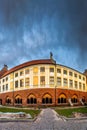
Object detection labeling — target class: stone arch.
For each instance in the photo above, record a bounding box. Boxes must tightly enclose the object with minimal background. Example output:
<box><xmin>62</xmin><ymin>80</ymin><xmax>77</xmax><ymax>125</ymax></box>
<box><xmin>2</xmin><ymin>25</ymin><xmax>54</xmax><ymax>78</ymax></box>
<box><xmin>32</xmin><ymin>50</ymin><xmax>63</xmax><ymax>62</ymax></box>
<box><xmin>42</xmin><ymin>93</ymin><xmax>52</xmax><ymax>104</ymax></box>
<box><xmin>58</xmin><ymin>93</ymin><xmax>67</xmax><ymax>104</ymax></box>
<box><xmin>15</xmin><ymin>95</ymin><xmax>22</xmax><ymax>104</ymax></box>
<box><xmin>27</xmin><ymin>94</ymin><xmax>37</xmax><ymax>104</ymax></box>
<box><xmin>71</xmin><ymin>94</ymin><xmax>78</xmax><ymax>103</ymax></box>
<box><xmin>5</xmin><ymin>96</ymin><xmax>11</xmax><ymax>104</ymax></box>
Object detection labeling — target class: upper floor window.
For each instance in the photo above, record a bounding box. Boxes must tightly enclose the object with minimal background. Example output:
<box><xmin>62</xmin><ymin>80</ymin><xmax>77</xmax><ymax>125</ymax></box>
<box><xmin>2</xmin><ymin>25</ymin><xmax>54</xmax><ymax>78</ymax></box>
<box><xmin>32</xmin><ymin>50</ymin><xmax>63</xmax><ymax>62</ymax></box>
<box><xmin>6</xmin><ymin>77</ymin><xmax>8</xmax><ymax>81</ymax></box>
<box><xmin>69</xmin><ymin>80</ymin><xmax>73</xmax><ymax>88</ymax></box>
<box><xmin>79</xmin><ymin>75</ymin><xmax>81</xmax><ymax>79</ymax></box>
<box><xmin>79</xmin><ymin>82</ymin><xmax>82</xmax><ymax>89</ymax></box>
<box><xmin>25</xmin><ymin>69</ymin><xmax>29</xmax><ymax>74</ymax></box>
<box><xmin>74</xmin><ymin>73</ymin><xmax>77</xmax><ymax>78</ymax></box>
<box><xmin>20</xmin><ymin>71</ymin><xmax>24</xmax><ymax>76</ymax></box>
<box><xmin>6</xmin><ymin>84</ymin><xmax>8</xmax><ymax>90</ymax></box>
<box><xmin>74</xmin><ymin>81</ymin><xmax>77</xmax><ymax>89</ymax></box>
<box><xmin>3</xmin><ymin>85</ymin><xmax>5</xmax><ymax>91</ymax></box>
<box><xmin>40</xmin><ymin>76</ymin><xmax>45</xmax><ymax>85</ymax></box>
<box><xmin>50</xmin><ymin>76</ymin><xmax>54</xmax><ymax>84</ymax></box>
<box><xmin>63</xmin><ymin>78</ymin><xmax>68</xmax><ymax>86</ymax></box>
<box><xmin>63</xmin><ymin>70</ymin><xmax>67</xmax><ymax>75</ymax></box>
<box><xmin>69</xmin><ymin>71</ymin><xmax>73</xmax><ymax>76</ymax></box>
<box><xmin>50</xmin><ymin>68</ymin><xmax>54</xmax><ymax>72</ymax></box>
<box><xmin>40</xmin><ymin>67</ymin><xmax>45</xmax><ymax>72</ymax></box>
<box><xmin>20</xmin><ymin>79</ymin><xmax>24</xmax><ymax>87</ymax></box>
<box><xmin>15</xmin><ymin>73</ymin><xmax>18</xmax><ymax>77</ymax></box>
<box><xmin>3</xmin><ymin>79</ymin><xmax>5</xmax><ymax>83</ymax></box>
<box><xmin>83</xmin><ymin>84</ymin><xmax>85</xmax><ymax>90</ymax></box>
<box><xmin>57</xmin><ymin>77</ymin><xmax>61</xmax><ymax>86</ymax></box>
<box><xmin>25</xmin><ymin>78</ymin><xmax>30</xmax><ymax>86</ymax></box>
<box><xmin>57</xmin><ymin>69</ymin><xmax>61</xmax><ymax>73</ymax></box>
<box><xmin>15</xmin><ymin>81</ymin><xmax>18</xmax><ymax>88</ymax></box>
<box><xmin>83</xmin><ymin>77</ymin><xmax>85</xmax><ymax>81</ymax></box>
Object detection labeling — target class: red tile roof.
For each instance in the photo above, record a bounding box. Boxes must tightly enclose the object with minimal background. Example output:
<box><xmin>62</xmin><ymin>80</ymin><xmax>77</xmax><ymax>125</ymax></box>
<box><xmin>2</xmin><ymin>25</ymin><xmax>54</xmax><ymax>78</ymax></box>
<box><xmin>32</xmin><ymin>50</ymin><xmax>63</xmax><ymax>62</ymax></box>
<box><xmin>0</xmin><ymin>59</ymin><xmax>56</xmax><ymax>78</ymax></box>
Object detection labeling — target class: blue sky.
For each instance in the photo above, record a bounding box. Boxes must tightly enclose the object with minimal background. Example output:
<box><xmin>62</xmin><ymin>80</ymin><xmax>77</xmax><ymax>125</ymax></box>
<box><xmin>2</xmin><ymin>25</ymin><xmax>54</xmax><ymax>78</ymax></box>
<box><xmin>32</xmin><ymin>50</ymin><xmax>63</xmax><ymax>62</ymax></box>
<box><xmin>0</xmin><ymin>0</ymin><xmax>87</xmax><ymax>72</ymax></box>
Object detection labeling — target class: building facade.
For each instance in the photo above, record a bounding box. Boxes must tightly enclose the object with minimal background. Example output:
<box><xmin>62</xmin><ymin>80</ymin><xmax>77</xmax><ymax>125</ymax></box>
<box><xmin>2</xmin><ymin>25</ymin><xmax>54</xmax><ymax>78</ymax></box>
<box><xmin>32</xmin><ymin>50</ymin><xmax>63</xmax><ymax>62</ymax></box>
<box><xmin>0</xmin><ymin>56</ymin><xmax>87</xmax><ymax>107</ymax></box>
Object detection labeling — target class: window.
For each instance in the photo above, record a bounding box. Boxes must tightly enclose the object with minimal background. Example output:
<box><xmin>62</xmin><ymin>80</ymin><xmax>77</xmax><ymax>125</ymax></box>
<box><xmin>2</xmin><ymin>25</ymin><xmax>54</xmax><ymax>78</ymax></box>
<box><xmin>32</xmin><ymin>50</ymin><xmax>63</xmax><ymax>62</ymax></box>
<box><xmin>74</xmin><ymin>81</ymin><xmax>77</xmax><ymax>89</ymax></box>
<box><xmin>50</xmin><ymin>68</ymin><xmax>54</xmax><ymax>72</ymax></box>
<box><xmin>79</xmin><ymin>82</ymin><xmax>82</xmax><ymax>89</ymax></box>
<box><xmin>27</xmin><ymin>95</ymin><xmax>37</xmax><ymax>104</ymax></box>
<box><xmin>15</xmin><ymin>73</ymin><xmax>18</xmax><ymax>77</ymax></box>
<box><xmin>57</xmin><ymin>69</ymin><xmax>61</xmax><ymax>73</ymax></box>
<box><xmin>6</xmin><ymin>97</ymin><xmax>11</xmax><ymax>104</ymax></box>
<box><xmin>58</xmin><ymin>94</ymin><xmax>66</xmax><ymax>104</ymax></box>
<box><xmin>63</xmin><ymin>70</ymin><xmax>67</xmax><ymax>75</ymax></box>
<box><xmin>71</xmin><ymin>95</ymin><xmax>78</xmax><ymax>103</ymax></box>
<box><xmin>69</xmin><ymin>71</ymin><xmax>73</xmax><ymax>76</ymax></box>
<box><xmin>83</xmin><ymin>77</ymin><xmax>85</xmax><ymax>81</ymax></box>
<box><xmin>6</xmin><ymin>84</ymin><xmax>8</xmax><ymax>90</ymax></box>
<box><xmin>6</xmin><ymin>77</ymin><xmax>8</xmax><ymax>81</ymax></box>
<box><xmin>3</xmin><ymin>85</ymin><xmax>5</xmax><ymax>91</ymax></box>
<box><xmin>15</xmin><ymin>81</ymin><xmax>18</xmax><ymax>88</ymax></box>
<box><xmin>25</xmin><ymin>78</ymin><xmax>29</xmax><ymax>86</ymax></box>
<box><xmin>79</xmin><ymin>75</ymin><xmax>81</xmax><ymax>79</ymax></box>
<box><xmin>69</xmin><ymin>80</ymin><xmax>73</xmax><ymax>88</ymax></box>
<box><xmin>63</xmin><ymin>78</ymin><xmax>68</xmax><ymax>86</ymax></box>
<box><xmin>40</xmin><ymin>76</ymin><xmax>45</xmax><ymax>85</ymax></box>
<box><xmin>74</xmin><ymin>73</ymin><xmax>77</xmax><ymax>78</ymax></box>
<box><xmin>57</xmin><ymin>77</ymin><xmax>61</xmax><ymax>86</ymax></box>
<box><xmin>49</xmin><ymin>76</ymin><xmax>54</xmax><ymax>84</ymax></box>
<box><xmin>20</xmin><ymin>79</ymin><xmax>24</xmax><ymax>87</ymax></box>
<box><xmin>83</xmin><ymin>84</ymin><xmax>85</xmax><ymax>90</ymax></box>
<box><xmin>40</xmin><ymin>67</ymin><xmax>45</xmax><ymax>72</ymax></box>
<box><xmin>15</xmin><ymin>96</ymin><xmax>22</xmax><ymax>104</ymax></box>
<box><xmin>3</xmin><ymin>79</ymin><xmax>5</xmax><ymax>83</ymax></box>
<box><xmin>25</xmin><ymin>69</ymin><xmax>29</xmax><ymax>74</ymax></box>
<box><xmin>20</xmin><ymin>71</ymin><xmax>24</xmax><ymax>76</ymax></box>
<box><xmin>42</xmin><ymin>94</ymin><xmax>52</xmax><ymax>104</ymax></box>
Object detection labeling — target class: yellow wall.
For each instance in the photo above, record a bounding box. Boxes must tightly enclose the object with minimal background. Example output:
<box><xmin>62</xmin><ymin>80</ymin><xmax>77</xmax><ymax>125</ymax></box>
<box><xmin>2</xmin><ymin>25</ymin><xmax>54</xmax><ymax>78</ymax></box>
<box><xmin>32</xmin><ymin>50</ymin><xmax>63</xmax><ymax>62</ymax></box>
<box><xmin>33</xmin><ymin>76</ymin><xmax>38</xmax><ymax>86</ymax></box>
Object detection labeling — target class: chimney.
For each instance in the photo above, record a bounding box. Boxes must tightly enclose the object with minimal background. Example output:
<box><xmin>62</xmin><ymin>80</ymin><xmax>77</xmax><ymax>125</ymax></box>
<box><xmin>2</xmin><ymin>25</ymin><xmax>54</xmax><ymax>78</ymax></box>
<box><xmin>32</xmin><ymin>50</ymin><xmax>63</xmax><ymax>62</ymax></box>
<box><xmin>0</xmin><ymin>64</ymin><xmax>8</xmax><ymax>77</ymax></box>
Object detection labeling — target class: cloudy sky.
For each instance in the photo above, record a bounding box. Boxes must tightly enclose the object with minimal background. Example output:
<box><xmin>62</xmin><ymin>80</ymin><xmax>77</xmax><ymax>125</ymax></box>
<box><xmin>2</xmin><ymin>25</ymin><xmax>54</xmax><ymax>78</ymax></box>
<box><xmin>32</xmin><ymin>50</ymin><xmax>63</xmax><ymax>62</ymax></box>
<box><xmin>0</xmin><ymin>0</ymin><xmax>87</xmax><ymax>72</ymax></box>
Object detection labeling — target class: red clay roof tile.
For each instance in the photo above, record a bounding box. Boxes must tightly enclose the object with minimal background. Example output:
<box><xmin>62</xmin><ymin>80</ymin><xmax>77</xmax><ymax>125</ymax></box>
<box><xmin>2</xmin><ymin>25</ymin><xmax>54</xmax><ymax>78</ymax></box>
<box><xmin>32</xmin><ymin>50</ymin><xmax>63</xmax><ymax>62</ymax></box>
<box><xmin>0</xmin><ymin>59</ymin><xmax>55</xmax><ymax>78</ymax></box>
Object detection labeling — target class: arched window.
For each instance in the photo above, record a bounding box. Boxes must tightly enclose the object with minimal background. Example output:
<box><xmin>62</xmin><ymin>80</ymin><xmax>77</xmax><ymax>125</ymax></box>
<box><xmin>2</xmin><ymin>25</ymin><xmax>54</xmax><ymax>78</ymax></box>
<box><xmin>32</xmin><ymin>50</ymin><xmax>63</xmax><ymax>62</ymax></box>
<box><xmin>58</xmin><ymin>94</ymin><xmax>66</xmax><ymax>104</ymax></box>
<box><xmin>71</xmin><ymin>95</ymin><xmax>78</xmax><ymax>103</ymax></box>
<box><xmin>6</xmin><ymin>97</ymin><xmax>11</xmax><ymax>104</ymax></box>
<box><xmin>42</xmin><ymin>94</ymin><xmax>52</xmax><ymax>104</ymax></box>
<box><xmin>15</xmin><ymin>95</ymin><xmax>22</xmax><ymax>104</ymax></box>
<box><xmin>27</xmin><ymin>94</ymin><xmax>37</xmax><ymax>104</ymax></box>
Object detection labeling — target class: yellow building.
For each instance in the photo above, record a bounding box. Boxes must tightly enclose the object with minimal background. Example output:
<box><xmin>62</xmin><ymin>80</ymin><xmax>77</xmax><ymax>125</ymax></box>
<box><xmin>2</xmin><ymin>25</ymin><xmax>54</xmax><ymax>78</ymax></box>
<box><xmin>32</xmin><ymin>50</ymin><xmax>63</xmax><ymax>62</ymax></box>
<box><xmin>0</xmin><ymin>54</ymin><xmax>86</xmax><ymax>106</ymax></box>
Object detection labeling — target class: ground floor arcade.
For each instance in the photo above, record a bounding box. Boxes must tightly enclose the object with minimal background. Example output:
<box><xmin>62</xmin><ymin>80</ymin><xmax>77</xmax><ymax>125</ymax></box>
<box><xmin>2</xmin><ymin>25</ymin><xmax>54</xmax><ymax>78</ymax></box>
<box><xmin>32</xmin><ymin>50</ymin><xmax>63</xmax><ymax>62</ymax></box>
<box><xmin>0</xmin><ymin>88</ymin><xmax>86</xmax><ymax>107</ymax></box>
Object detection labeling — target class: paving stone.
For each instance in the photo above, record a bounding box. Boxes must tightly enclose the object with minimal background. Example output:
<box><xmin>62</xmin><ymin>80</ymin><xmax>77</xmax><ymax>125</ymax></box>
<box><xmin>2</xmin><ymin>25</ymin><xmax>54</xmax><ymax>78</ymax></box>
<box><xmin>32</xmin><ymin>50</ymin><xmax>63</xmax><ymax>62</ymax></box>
<box><xmin>0</xmin><ymin>108</ymin><xmax>87</xmax><ymax>130</ymax></box>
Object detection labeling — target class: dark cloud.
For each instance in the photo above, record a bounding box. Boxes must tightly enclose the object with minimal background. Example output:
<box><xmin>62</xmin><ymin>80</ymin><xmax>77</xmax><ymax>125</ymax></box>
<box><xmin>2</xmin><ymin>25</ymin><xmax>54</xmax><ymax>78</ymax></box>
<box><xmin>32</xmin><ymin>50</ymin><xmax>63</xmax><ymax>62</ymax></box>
<box><xmin>0</xmin><ymin>0</ymin><xmax>87</xmax><ymax>72</ymax></box>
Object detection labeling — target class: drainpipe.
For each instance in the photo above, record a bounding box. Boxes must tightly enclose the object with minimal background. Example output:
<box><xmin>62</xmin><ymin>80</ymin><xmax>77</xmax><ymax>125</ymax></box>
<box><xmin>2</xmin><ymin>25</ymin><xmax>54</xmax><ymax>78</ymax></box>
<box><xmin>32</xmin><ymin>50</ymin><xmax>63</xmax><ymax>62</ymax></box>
<box><xmin>13</xmin><ymin>72</ymin><xmax>14</xmax><ymax>106</ymax></box>
<box><xmin>55</xmin><ymin>64</ymin><xmax>57</xmax><ymax>107</ymax></box>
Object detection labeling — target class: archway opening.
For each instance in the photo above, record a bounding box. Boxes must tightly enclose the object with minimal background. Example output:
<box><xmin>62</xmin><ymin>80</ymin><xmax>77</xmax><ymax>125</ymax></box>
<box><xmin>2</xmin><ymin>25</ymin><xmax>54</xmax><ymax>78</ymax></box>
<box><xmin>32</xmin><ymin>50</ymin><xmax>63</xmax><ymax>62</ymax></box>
<box><xmin>15</xmin><ymin>95</ymin><xmax>22</xmax><ymax>104</ymax></box>
<box><xmin>27</xmin><ymin>94</ymin><xmax>37</xmax><ymax>104</ymax></box>
<box><xmin>42</xmin><ymin>94</ymin><xmax>52</xmax><ymax>104</ymax></box>
<box><xmin>71</xmin><ymin>95</ymin><xmax>78</xmax><ymax>103</ymax></box>
<box><xmin>6</xmin><ymin>96</ymin><xmax>11</xmax><ymax>104</ymax></box>
<box><xmin>58</xmin><ymin>94</ymin><xmax>66</xmax><ymax>104</ymax></box>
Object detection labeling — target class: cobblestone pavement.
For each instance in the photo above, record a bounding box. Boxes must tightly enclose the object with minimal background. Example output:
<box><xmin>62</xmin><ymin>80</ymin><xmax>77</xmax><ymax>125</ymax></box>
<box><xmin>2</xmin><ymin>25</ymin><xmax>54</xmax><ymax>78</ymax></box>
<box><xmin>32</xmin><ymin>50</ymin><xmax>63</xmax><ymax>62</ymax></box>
<box><xmin>0</xmin><ymin>122</ymin><xmax>32</xmax><ymax>130</ymax></box>
<box><xmin>0</xmin><ymin>108</ymin><xmax>87</xmax><ymax>130</ymax></box>
<box><xmin>30</xmin><ymin>108</ymin><xmax>87</xmax><ymax>130</ymax></box>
